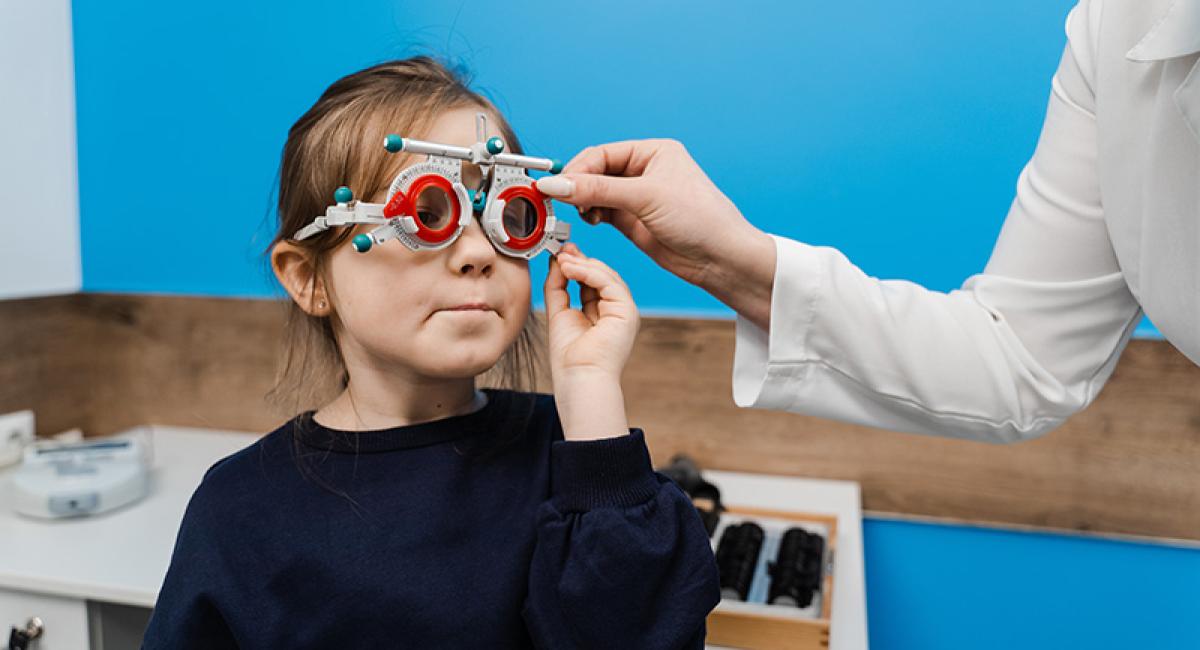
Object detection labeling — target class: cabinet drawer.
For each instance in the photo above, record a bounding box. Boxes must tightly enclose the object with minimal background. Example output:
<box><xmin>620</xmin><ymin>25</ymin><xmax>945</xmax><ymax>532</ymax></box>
<box><xmin>0</xmin><ymin>587</ymin><xmax>89</xmax><ymax>650</ymax></box>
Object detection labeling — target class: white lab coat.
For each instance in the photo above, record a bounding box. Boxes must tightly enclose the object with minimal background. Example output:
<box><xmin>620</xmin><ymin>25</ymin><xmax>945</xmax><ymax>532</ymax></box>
<box><xmin>733</xmin><ymin>0</ymin><xmax>1200</xmax><ymax>443</ymax></box>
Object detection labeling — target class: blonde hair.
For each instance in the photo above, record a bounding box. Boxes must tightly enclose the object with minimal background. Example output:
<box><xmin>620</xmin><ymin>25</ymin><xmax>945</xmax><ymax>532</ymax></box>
<box><xmin>266</xmin><ymin>57</ymin><xmax>543</xmax><ymax>416</ymax></box>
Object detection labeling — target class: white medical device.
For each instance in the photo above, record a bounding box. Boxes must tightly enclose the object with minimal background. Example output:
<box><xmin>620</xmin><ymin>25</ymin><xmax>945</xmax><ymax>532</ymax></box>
<box><xmin>9</xmin><ymin>435</ymin><xmax>151</xmax><ymax>519</ymax></box>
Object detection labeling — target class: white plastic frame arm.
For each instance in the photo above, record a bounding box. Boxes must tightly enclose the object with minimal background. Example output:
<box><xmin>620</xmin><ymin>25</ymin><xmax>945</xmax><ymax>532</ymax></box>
<box><xmin>293</xmin><ymin>202</ymin><xmax>389</xmax><ymax>241</ymax></box>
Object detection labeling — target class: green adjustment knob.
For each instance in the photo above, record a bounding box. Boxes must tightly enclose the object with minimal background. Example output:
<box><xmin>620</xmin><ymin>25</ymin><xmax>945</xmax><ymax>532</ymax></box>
<box><xmin>549</xmin><ymin>159</ymin><xmax>563</xmax><ymax>174</ymax></box>
<box><xmin>486</xmin><ymin>137</ymin><xmax>504</xmax><ymax>155</ymax></box>
<box><xmin>334</xmin><ymin>186</ymin><xmax>353</xmax><ymax>203</ymax></box>
<box><xmin>384</xmin><ymin>134</ymin><xmax>404</xmax><ymax>153</ymax></box>
<box><xmin>352</xmin><ymin>234</ymin><xmax>372</xmax><ymax>253</ymax></box>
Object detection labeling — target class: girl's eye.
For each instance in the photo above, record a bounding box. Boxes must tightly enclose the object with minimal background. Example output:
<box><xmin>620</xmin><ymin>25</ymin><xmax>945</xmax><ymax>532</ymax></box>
<box><xmin>413</xmin><ymin>185</ymin><xmax>453</xmax><ymax>230</ymax></box>
<box><xmin>502</xmin><ymin>197</ymin><xmax>538</xmax><ymax>238</ymax></box>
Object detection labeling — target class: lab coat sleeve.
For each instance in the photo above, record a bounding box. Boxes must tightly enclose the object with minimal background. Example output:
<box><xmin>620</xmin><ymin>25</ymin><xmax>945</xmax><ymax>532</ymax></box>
<box><xmin>523</xmin><ymin>430</ymin><xmax>721</xmax><ymax>649</ymax></box>
<box><xmin>733</xmin><ymin>0</ymin><xmax>1142</xmax><ymax>443</ymax></box>
<box><xmin>141</xmin><ymin>478</ymin><xmax>239</xmax><ymax>649</ymax></box>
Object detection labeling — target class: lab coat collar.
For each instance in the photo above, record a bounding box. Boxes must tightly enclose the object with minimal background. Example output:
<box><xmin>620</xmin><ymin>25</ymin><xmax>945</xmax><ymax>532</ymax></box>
<box><xmin>1177</xmin><ymin>60</ymin><xmax>1200</xmax><ymax>141</ymax></box>
<box><xmin>1126</xmin><ymin>0</ymin><xmax>1200</xmax><ymax>61</ymax></box>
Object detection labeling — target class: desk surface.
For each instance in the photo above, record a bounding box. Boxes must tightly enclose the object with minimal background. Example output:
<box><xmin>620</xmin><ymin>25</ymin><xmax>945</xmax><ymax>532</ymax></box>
<box><xmin>0</xmin><ymin>426</ymin><xmax>258</xmax><ymax>607</ymax></box>
<box><xmin>0</xmin><ymin>428</ymin><xmax>868</xmax><ymax>649</ymax></box>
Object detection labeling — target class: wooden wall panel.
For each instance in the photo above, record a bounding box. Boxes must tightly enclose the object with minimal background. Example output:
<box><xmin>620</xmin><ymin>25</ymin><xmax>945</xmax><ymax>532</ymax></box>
<box><xmin>2</xmin><ymin>294</ymin><xmax>1198</xmax><ymax>540</ymax></box>
<box><xmin>629</xmin><ymin>319</ymin><xmax>1200</xmax><ymax>540</ymax></box>
<box><xmin>0</xmin><ymin>294</ymin><xmax>285</xmax><ymax>436</ymax></box>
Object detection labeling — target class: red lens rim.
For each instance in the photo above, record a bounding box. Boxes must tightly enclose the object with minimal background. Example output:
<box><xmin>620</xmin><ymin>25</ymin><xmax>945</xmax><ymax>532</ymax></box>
<box><xmin>383</xmin><ymin>174</ymin><xmax>462</xmax><ymax>244</ymax></box>
<box><xmin>495</xmin><ymin>185</ymin><xmax>548</xmax><ymax>250</ymax></box>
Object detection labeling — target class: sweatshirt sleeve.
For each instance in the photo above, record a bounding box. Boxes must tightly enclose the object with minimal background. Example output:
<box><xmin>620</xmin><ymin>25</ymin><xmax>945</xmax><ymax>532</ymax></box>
<box><xmin>523</xmin><ymin>430</ymin><xmax>721</xmax><ymax>649</ymax></box>
<box><xmin>733</xmin><ymin>0</ymin><xmax>1142</xmax><ymax>443</ymax></box>
<box><xmin>142</xmin><ymin>479</ymin><xmax>239</xmax><ymax>649</ymax></box>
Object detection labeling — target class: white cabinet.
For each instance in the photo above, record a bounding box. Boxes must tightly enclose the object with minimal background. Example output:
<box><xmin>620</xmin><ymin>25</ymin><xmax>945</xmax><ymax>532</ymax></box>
<box><xmin>0</xmin><ymin>426</ymin><xmax>259</xmax><ymax>650</ymax></box>
<box><xmin>0</xmin><ymin>587</ymin><xmax>88</xmax><ymax>650</ymax></box>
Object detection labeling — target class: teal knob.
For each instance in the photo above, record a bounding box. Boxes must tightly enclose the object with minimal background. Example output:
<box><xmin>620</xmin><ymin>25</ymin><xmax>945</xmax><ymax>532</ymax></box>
<box><xmin>549</xmin><ymin>159</ymin><xmax>563</xmax><ymax>174</ymax></box>
<box><xmin>352</xmin><ymin>234</ymin><xmax>373</xmax><ymax>253</ymax></box>
<box><xmin>486</xmin><ymin>137</ymin><xmax>504</xmax><ymax>155</ymax></box>
<box><xmin>384</xmin><ymin>134</ymin><xmax>404</xmax><ymax>153</ymax></box>
<box><xmin>334</xmin><ymin>186</ymin><xmax>353</xmax><ymax>203</ymax></box>
<box><xmin>471</xmin><ymin>189</ymin><xmax>487</xmax><ymax>212</ymax></box>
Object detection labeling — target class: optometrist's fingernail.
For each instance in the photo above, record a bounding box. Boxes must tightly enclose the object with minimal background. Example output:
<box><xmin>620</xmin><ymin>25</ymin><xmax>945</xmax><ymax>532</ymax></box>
<box><xmin>535</xmin><ymin>176</ymin><xmax>574</xmax><ymax>197</ymax></box>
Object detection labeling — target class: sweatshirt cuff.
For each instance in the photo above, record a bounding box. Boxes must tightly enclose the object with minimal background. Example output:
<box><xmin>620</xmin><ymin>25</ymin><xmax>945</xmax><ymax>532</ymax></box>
<box><xmin>550</xmin><ymin>429</ymin><xmax>660</xmax><ymax>512</ymax></box>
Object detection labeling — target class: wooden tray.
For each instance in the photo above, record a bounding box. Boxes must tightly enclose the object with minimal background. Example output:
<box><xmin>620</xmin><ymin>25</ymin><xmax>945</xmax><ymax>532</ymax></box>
<box><xmin>706</xmin><ymin>506</ymin><xmax>837</xmax><ymax>649</ymax></box>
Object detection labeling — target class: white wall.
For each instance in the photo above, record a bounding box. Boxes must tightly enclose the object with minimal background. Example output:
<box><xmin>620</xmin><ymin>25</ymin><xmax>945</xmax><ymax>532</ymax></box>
<box><xmin>0</xmin><ymin>0</ymin><xmax>80</xmax><ymax>299</ymax></box>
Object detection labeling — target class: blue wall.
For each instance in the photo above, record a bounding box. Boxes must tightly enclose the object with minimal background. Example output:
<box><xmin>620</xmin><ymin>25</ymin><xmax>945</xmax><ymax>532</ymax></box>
<box><xmin>72</xmin><ymin>1</ymin><xmax>1191</xmax><ymax>646</ymax></box>
<box><xmin>865</xmin><ymin>518</ymin><xmax>1200</xmax><ymax>649</ymax></box>
<box><xmin>73</xmin><ymin>1</ymin><xmax>1074</xmax><ymax>302</ymax></box>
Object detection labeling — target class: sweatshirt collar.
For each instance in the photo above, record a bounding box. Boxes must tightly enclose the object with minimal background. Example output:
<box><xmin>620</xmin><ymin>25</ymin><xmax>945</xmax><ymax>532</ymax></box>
<box><xmin>294</xmin><ymin>389</ymin><xmax>509</xmax><ymax>453</ymax></box>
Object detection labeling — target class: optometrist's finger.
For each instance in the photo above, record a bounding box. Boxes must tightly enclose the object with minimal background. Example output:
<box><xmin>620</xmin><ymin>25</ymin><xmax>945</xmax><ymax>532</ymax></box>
<box><xmin>556</xmin><ymin>139</ymin><xmax>691</xmax><ymax>212</ymax></box>
<box><xmin>578</xmin><ymin>206</ymin><xmax>608</xmax><ymax>226</ymax></box>
<box><xmin>561</xmin><ymin>140</ymin><xmax>658</xmax><ymax>178</ymax></box>
<box><xmin>536</xmin><ymin>172</ymin><xmax>652</xmax><ymax>216</ymax></box>
<box><xmin>608</xmin><ymin>211</ymin><xmax>664</xmax><ymax>259</ymax></box>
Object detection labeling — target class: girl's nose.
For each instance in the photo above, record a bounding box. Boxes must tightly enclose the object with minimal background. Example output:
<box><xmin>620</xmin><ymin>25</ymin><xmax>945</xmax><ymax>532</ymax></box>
<box><xmin>448</xmin><ymin>218</ymin><xmax>496</xmax><ymax>277</ymax></box>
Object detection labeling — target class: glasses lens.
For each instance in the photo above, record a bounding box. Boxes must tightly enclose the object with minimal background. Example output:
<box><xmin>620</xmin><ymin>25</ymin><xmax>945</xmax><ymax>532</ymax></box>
<box><xmin>414</xmin><ymin>185</ymin><xmax>453</xmax><ymax>231</ymax></box>
<box><xmin>502</xmin><ymin>197</ymin><xmax>538</xmax><ymax>239</ymax></box>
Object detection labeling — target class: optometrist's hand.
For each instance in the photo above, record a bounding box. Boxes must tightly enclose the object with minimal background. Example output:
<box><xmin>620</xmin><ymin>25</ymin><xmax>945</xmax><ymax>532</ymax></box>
<box><xmin>534</xmin><ymin>139</ymin><xmax>776</xmax><ymax>330</ymax></box>
<box><xmin>544</xmin><ymin>243</ymin><xmax>639</xmax><ymax>441</ymax></box>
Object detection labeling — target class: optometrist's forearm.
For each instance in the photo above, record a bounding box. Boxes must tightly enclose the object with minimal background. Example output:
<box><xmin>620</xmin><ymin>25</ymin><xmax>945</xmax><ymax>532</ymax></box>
<box><xmin>554</xmin><ymin>369</ymin><xmax>631</xmax><ymax>441</ymax></box>
<box><xmin>696</xmin><ymin>228</ymin><xmax>777</xmax><ymax>332</ymax></box>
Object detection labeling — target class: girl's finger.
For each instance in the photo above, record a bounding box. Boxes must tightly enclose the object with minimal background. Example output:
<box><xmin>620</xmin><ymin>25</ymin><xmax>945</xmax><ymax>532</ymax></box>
<box><xmin>558</xmin><ymin>248</ymin><xmax>626</xmax><ymax>290</ymax></box>
<box><xmin>560</xmin><ymin>256</ymin><xmax>625</xmax><ymax>296</ymax></box>
<box><xmin>579</xmin><ymin>282</ymin><xmax>601</xmax><ymax>324</ymax></box>
<box><xmin>558</xmin><ymin>258</ymin><xmax>633</xmax><ymax>309</ymax></box>
<box><xmin>573</xmin><ymin>255</ymin><xmax>630</xmax><ymax>295</ymax></box>
<box><xmin>544</xmin><ymin>256</ymin><xmax>571</xmax><ymax>319</ymax></box>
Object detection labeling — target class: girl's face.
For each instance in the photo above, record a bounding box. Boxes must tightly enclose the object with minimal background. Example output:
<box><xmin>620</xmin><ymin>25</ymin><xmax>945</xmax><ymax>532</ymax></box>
<box><xmin>326</xmin><ymin>107</ymin><xmax>532</xmax><ymax>380</ymax></box>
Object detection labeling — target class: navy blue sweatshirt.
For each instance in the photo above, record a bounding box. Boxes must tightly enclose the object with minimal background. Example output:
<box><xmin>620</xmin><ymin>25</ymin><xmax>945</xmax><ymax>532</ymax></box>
<box><xmin>142</xmin><ymin>389</ymin><xmax>720</xmax><ymax>648</ymax></box>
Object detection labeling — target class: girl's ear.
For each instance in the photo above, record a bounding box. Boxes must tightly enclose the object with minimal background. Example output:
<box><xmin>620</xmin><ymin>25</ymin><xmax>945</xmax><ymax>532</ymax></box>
<box><xmin>271</xmin><ymin>240</ymin><xmax>332</xmax><ymax>317</ymax></box>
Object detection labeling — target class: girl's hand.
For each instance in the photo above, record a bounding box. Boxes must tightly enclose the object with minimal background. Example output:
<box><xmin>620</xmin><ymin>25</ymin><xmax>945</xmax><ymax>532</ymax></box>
<box><xmin>544</xmin><ymin>243</ymin><xmax>639</xmax><ymax>440</ymax></box>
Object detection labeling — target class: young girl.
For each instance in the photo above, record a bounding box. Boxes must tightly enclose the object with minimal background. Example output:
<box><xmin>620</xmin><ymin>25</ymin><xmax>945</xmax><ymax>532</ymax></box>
<box><xmin>142</xmin><ymin>57</ymin><xmax>720</xmax><ymax>648</ymax></box>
